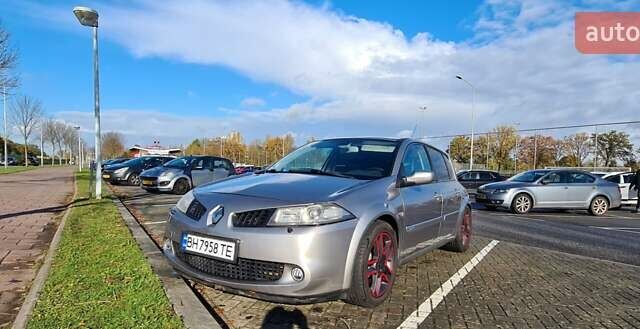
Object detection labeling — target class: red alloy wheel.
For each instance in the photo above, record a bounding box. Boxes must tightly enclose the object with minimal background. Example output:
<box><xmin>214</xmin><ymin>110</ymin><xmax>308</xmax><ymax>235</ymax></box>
<box><xmin>366</xmin><ymin>231</ymin><xmax>395</xmax><ymax>298</ymax></box>
<box><xmin>460</xmin><ymin>209</ymin><xmax>472</xmax><ymax>248</ymax></box>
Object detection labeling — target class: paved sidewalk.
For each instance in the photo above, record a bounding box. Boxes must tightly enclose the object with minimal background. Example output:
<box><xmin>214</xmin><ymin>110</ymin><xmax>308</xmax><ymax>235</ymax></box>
<box><xmin>0</xmin><ymin>167</ymin><xmax>74</xmax><ymax>328</ymax></box>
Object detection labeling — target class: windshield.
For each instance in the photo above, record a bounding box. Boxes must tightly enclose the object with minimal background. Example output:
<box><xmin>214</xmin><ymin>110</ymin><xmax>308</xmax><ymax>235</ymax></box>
<box><xmin>509</xmin><ymin>170</ymin><xmax>548</xmax><ymax>183</ymax></box>
<box><xmin>121</xmin><ymin>158</ymin><xmax>142</xmax><ymax>166</ymax></box>
<box><xmin>164</xmin><ymin>157</ymin><xmax>192</xmax><ymax>169</ymax></box>
<box><xmin>268</xmin><ymin>139</ymin><xmax>400</xmax><ymax>180</ymax></box>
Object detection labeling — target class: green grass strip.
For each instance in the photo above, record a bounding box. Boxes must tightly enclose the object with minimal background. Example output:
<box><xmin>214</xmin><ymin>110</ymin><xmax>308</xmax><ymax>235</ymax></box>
<box><xmin>28</xmin><ymin>171</ymin><xmax>183</xmax><ymax>329</ymax></box>
<box><xmin>0</xmin><ymin>166</ymin><xmax>39</xmax><ymax>175</ymax></box>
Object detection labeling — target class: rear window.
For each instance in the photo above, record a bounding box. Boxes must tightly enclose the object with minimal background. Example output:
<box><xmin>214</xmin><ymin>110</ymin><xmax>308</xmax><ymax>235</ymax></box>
<box><xmin>569</xmin><ymin>172</ymin><xmax>595</xmax><ymax>184</ymax></box>
<box><xmin>426</xmin><ymin>146</ymin><xmax>451</xmax><ymax>181</ymax></box>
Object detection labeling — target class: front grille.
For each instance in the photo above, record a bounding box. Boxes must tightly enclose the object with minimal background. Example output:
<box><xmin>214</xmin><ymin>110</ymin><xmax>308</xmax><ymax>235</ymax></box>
<box><xmin>232</xmin><ymin>208</ymin><xmax>276</xmax><ymax>227</ymax></box>
<box><xmin>175</xmin><ymin>244</ymin><xmax>284</xmax><ymax>281</ymax></box>
<box><xmin>186</xmin><ymin>200</ymin><xmax>206</xmax><ymax>221</ymax></box>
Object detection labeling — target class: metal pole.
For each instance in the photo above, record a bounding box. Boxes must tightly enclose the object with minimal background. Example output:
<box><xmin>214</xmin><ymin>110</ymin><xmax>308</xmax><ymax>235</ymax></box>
<box><xmin>3</xmin><ymin>85</ymin><xmax>7</xmax><ymax>169</ymax></box>
<box><xmin>40</xmin><ymin>121</ymin><xmax>44</xmax><ymax>167</ymax></box>
<box><xmin>77</xmin><ymin>132</ymin><xmax>81</xmax><ymax>171</ymax></box>
<box><xmin>514</xmin><ymin>137</ymin><xmax>518</xmax><ymax>172</ymax></box>
<box><xmin>593</xmin><ymin>125</ymin><xmax>598</xmax><ymax>171</ymax></box>
<box><xmin>203</xmin><ymin>137</ymin><xmax>206</xmax><ymax>154</ymax></box>
<box><xmin>486</xmin><ymin>133</ymin><xmax>489</xmax><ymax>169</ymax></box>
<box><xmin>533</xmin><ymin>133</ymin><xmax>538</xmax><ymax>169</ymax></box>
<box><xmin>93</xmin><ymin>26</ymin><xmax>102</xmax><ymax>199</ymax></box>
<box><xmin>470</xmin><ymin>85</ymin><xmax>475</xmax><ymax>170</ymax></box>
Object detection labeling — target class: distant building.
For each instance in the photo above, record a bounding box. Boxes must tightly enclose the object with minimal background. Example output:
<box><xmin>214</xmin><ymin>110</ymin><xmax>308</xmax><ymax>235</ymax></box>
<box><xmin>129</xmin><ymin>141</ymin><xmax>181</xmax><ymax>157</ymax></box>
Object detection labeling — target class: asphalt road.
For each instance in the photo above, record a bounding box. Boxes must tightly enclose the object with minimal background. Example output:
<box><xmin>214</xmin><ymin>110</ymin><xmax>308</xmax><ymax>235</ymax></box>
<box><xmin>472</xmin><ymin>203</ymin><xmax>640</xmax><ymax>266</ymax></box>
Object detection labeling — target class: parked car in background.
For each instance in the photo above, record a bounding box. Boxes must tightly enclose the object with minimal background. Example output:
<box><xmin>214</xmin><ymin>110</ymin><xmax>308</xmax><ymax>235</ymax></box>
<box><xmin>103</xmin><ymin>157</ymin><xmax>130</xmax><ymax>167</ymax></box>
<box><xmin>476</xmin><ymin>169</ymin><xmax>621</xmax><ymax>215</ymax></box>
<box><xmin>603</xmin><ymin>172</ymin><xmax>636</xmax><ymax>206</ymax></box>
<box><xmin>456</xmin><ymin>170</ymin><xmax>503</xmax><ymax>191</ymax></box>
<box><xmin>0</xmin><ymin>156</ymin><xmax>17</xmax><ymax>166</ymax></box>
<box><xmin>101</xmin><ymin>156</ymin><xmax>174</xmax><ymax>185</ymax></box>
<box><xmin>234</xmin><ymin>165</ymin><xmax>259</xmax><ymax>175</ymax></box>
<box><xmin>164</xmin><ymin>137</ymin><xmax>471</xmax><ymax>307</ymax></box>
<box><xmin>140</xmin><ymin>156</ymin><xmax>234</xmax><ymax>194</ymax></box>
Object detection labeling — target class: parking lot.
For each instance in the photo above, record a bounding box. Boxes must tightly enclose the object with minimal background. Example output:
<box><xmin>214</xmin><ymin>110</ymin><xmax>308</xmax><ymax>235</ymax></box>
<box><xmin>110</xmin><ymin>184</ymin><xmax>640</xmax><ymax>329</ymax></box>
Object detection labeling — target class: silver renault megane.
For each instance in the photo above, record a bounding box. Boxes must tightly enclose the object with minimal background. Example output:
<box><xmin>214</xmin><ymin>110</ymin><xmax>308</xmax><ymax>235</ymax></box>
<box><xmin>163</xmin><ymin>137</ymin><xmax>471</xmax><ymax>307</ymax></box>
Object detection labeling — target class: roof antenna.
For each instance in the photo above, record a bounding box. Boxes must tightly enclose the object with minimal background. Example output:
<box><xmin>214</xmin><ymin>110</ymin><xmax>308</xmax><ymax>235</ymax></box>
<box><xmin>410</xmin><ymin>123</ymin><xmax>418</xmax><ymax>138</ymax></box>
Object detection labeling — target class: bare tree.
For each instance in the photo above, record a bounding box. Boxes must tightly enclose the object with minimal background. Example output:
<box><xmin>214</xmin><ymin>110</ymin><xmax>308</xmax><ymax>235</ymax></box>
<box><xmin>0</xmin><ymin>21</ymin><xmax>19</xmax><ymax>92</ymax></box>
<box><xmin>62</xmin><ymin>125</ymin><xmax>78</xmax><ymax>164</ymax></box>
<box><xmin>11</xmin><ymin>96</ymin><xmax>42</xmax><ymax>166</ymax></box>
<box><xmin>42</xmin><ymin>119</ymin><xmax>56</xmax><ymax>165</ymax></box>
<box><xmin>101</xmin><ymin>132</ymin><xmax>125</xmax><ymax>159</ymax></box>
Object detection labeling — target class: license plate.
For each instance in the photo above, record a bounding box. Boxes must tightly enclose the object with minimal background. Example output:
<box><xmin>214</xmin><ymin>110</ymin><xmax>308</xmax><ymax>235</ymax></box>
<box><xmin>181</xmin><ymin>233</ymin><xmax>237</xmax><ymax>263</ymax></box>
<box><xmin>142</xmin><ymin>179</ymin><xmax>154</xmax><ymax>186</ymax></box>
<box><xmin>102</xmin><ymin>174</ymin><xmax>110</xmax><ymax>179</ymax></box>
<box><xmin>476</xmin><ymin>193</ymin><xmax>486</xmax><ymax>199</ymax></box>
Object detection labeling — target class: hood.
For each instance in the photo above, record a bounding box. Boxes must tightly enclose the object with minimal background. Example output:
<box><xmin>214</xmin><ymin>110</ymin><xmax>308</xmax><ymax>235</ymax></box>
<box><xmin>195</xmin><ymin>172</ymin><xmax>369</xmax><ymax>204</ymax></box>
<box><xmin>104</xmin><ymin>162</ymin><xmax>129</xmax><ymax>171</ymax></box>
<box><xmin>141</xmin><ymin>166</ymin><xmax>180</xmax><ymax>177</ymax></box>
<box><xmin>479</xmin><ymin>180</ymin><xmax>534</xmax><ymax>190</ymax></box>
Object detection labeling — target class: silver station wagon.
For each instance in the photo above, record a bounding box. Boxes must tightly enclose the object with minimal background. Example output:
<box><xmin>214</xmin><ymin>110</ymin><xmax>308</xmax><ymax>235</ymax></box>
<box><xmin>163</xmin><ymin>137</ymin><xmax>471</xmax><ymax>307</ymax></box>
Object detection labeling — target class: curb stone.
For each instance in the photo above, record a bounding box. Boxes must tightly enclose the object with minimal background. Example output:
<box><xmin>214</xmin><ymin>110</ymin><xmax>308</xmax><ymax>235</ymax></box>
<box><xmin>11</xmin><ymin>171</ymin><xmax>77</xmax><ymax>329</ymax></box>
<box><xmin>113</xmin><ymin>197</ymin><xmax>220</xmax><ymax>329</ymax></box>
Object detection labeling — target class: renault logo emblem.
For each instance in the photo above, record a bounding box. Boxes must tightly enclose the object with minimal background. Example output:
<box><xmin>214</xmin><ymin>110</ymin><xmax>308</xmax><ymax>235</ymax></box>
<box><xmin>207</xmin><ymin>205</ymin><xmax>224</xmax><ymax>226</ymax></box>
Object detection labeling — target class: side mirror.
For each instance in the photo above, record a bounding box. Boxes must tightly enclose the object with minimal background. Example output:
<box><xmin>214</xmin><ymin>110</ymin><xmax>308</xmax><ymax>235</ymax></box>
<box><xmin>400</xmin><ymin>172</ymin><xmax>434</xmax><ymax>187</ymax></box>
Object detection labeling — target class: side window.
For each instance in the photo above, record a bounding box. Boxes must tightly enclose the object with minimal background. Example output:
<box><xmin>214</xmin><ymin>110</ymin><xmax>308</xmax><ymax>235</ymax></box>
<box><xmin>213</xmin><ymin>159</ymin><xmax>229</xmax><ymax>170</ymax></box>
<box><xmin>542</xmin><ymin>172</ymin><xmax>567</xmax><ymax>184</ymax></box>
<box><xmin>401</xmin><ymin>144</ymin><xmax>432</xmax><ymax>177</ymax></box>
<box><xmin>622</xmin><ymin>174</ymin><xmax>632</xmax><ymax>184</ymax></box>
<box><xmin>225</xmin><ymin>160</ymin><xmax>234</xmax><ymax>171</ymax></box>
<box><xmin>569</xmin><ymin>172</ymin><xmax>595</xmax><ymax>184</ymax></box>
<box><xmin>458</xmin><ymin>172</ymin><xmax>471</xmax><ymax>181</ymax></box>
<box><xmin>426</xmin><ymin>146</ymin><xmax>451</xmax><ymax>181</ymax></box>
<box><xmin>193</xmin><ymin>158</ymin><xmax>205</xmax><ymax>169</ymax></box>
<box><xmin>479</xmin><ymin>172</ymin><xmax>494</xmax><ymax>180</ymax></box>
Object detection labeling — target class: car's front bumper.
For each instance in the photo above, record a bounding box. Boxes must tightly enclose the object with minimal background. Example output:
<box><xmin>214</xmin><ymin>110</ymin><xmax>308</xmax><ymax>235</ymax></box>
<box><xmin>475</xmin><ymin>190</ymin><xmax>513</xmax><ymax>208</ymax></box>
<box><xmin>164</xmin><ymin>206</ymin><xmax>358</xmax><ymax>302</ymax></box>
<box><xmin>101</xmin><ymin>171</ymin><xmax>129</xmax><ymax>183</ymax></box>
<box><xmin>140</xmin><ymin>175</ymin><xmax>176</xmax><ymax>191</ymax></box>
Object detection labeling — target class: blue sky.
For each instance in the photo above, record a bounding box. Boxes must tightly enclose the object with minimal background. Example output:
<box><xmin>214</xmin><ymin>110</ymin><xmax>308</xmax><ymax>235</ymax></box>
<box><xmin>2</xmin><ymin>0</ymin><xmax>640</xmax><ymax>149</ymax></box>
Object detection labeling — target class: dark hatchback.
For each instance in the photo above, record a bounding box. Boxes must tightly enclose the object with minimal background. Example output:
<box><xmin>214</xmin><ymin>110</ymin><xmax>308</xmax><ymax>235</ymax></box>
<box><xmin>456</xmin><ymin>170</ymin><xmax>503</xmax><ymax>190</ymax></box>
<box><xmin>102</xmin><ymin>156</ymin><xmax>174</xmax><ymax>185</ymax></box>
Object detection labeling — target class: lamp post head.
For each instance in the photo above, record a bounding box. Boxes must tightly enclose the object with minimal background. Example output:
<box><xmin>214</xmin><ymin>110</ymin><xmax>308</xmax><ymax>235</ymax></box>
<box><xmin>73</xmin><ymin>126</ymin><xmax>80</xmax><ymax>130</ymax></box>
<box><xmin>455</xmin><ymin>75</ymin><xmax>463</xmax><ymax>80</ymax></box>
<box><xmin>73</xmin><ymin>6</ymin><xmax>99</xmax><ymax>27</ymax></box>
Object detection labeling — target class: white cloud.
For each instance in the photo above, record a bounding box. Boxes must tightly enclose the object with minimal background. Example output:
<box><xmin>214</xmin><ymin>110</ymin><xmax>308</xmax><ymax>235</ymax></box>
<box><xmin>28</xmin><ymin>0</ymin><xmax>640</xmax><ymax>149</ymax></box>
<box><xmin>240</xmin><ymin>97</ymin><xmax>266</xmax><ymax>108</ymax></box>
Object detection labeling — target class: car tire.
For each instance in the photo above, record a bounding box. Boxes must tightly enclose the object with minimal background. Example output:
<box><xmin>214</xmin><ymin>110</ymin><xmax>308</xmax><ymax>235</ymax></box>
<box><xmin>127</xmin><ymin>173</ymin><xmax>141</xmax><ymax>186</ymax></box>
<box><xmin>442</xmin><ymin>207</ymin><xmax>472</xmax><ymax>253</ymax></box>
<box><xmin>345</xmin><ymin>220</ymin><xmax>397</xmax><ymax>308</ymax></box>
<box><xmin>511</xmin><ymin>193</ymin><xmax>532</xmax><ymax>214</ymax></box>
<box><xmin>172</xmin><ymin>178</ymin><xmax>190</xmax><ymax>195</ymax></box>
<box><xmin>589</xmin><ymin>196</ymin><xmax>609</xmax><ymax>216</ymax></box>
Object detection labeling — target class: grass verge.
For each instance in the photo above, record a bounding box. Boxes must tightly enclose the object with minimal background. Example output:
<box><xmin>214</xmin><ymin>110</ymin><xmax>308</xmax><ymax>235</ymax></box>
<box><xmin>27</xmin><ymin>171</ymin><xmax>183</xmax><ymax>329</ymax></box>
<box><xmin>0</xmin><ymin>166</ymin><xmax>39</xmax><ymax>175</ymax></box>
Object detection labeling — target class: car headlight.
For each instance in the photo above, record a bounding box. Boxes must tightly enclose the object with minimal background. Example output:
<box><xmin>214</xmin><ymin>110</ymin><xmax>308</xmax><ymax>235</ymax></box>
<box><xmin>114</xmin><ymin>167</ymin><xmax>129</xmax><ymax>174</ymax></box>
<box><xmin>268</xmin><ymin>203</ymin><xmax>355</xmax><ymax>226</ymax></box>
<box><xmin>493</xmin><ymin>189</ymin><xmax>508</xmax><ymax>194</ymax></box>
<box><xmin>176</xmin><ymin>191</ymin><xmax>195</xmax><ymax>214</ymax></box>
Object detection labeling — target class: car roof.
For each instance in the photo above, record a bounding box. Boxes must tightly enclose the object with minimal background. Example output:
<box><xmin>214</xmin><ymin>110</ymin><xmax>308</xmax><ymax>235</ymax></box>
<box><xmin>320</xmin><ymin>137</ymin><xmax>406</xmax><ymax>142</ymax></box>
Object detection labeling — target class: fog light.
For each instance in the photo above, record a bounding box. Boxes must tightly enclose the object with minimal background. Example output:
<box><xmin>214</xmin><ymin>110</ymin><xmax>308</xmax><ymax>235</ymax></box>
<box><xmin>291</xmin><ymin>267</ymin><xmax>304</xmax><ymax>281</ymax></box>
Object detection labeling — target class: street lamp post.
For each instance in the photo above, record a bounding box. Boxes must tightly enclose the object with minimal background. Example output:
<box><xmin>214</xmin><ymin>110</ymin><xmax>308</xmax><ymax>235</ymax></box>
<box><xmin>40</xmin><ymin>120</ymin><xmax>44</xmax><ymax>167</ymax></box>
<box><xmin>418</xmin><ymin>106</ymin><xmax>429</xmax><ymax>139</ymax></box>
<box><xmin>3</xmin><ymin>84</ymin><xmax>7</xmax><ymax>169</ymax></box>
<box><xmin>73</xmin><ymin>6</ymin><xmax>101</xmax><ymax>199</ymax></box>
<box><xmin>74</xmin><ymin>126</ymin><xmax>81</xmax><ymax>171</ymax></box>
<box><xmin>513</xmin><ymin>122</ymin><xmax>520</xmax><ymax>173</ymax></box>
<box><xmin>456</xmin><ymin>75</ymin><xmax>475</xmax><ymax>170</ymax></box>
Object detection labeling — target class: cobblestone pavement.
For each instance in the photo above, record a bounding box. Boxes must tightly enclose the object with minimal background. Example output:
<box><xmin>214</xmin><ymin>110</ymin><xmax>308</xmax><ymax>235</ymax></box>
<box><xmin>0</xmin><ymin>167</ymin><xmax>74</xmax><ymax>328</ymax></box>
<box><xmin>112</xmin><ymin>184</ymin><xmax>640</xmax><ymax>329</ymax></box>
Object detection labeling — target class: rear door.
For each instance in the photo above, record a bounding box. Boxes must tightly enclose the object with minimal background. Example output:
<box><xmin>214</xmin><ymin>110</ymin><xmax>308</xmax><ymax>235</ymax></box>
<box><xmin>426</xmin><ymin>146</ymin><xmax>462</xmax><ymax>239</ymax></box>
<box><xmin>622</xmin><ymin>173</ymin><xmax>634</xmax><ymax>201</ymax></box>
<box><xmin>399</xmin><ymin>143</ymin><xmax>442</xmax><ymax>252</ymax></box>
<box><xmin>565</xmin><ymin>172</ymin><xmax>597</xmax><ymax>207</ymax></box>
<box><xmin>190</xmin><ymin>158</ymin><xmax>211</xmax><ymax>186</ymax></box>
<box><xmin>212</xmin><ymin>158</ymin><xmax>231</xmax><ymax>180</ymax></box>
<box><xmin>535</xmin><ymin>171</ymin><xmax>569</xmax><ymax>207</ymax></box>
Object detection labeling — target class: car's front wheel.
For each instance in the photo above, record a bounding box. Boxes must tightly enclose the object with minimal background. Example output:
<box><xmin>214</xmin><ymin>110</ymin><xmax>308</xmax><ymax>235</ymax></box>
<box><xmin>172</xmin><ymin>178</ymin><xmax>190</xmax><ymax>195</ymax></box>
<box><xmin>127</xmin><ymin>173</ymin><xmax>141</xmax><ymax>186</ymax></box>
<box><xmin>589</xmin><ymin>196</ymin><xmax>609</xmax><ymax>216</ymax></box>
<box><xmin>511</xmin><ymin>193</ymin><xmax>532</xmax><ymax>214</ymax></box>
<box><xmin>345</xmin><ymin>221</ymin><xmax>397</xmax><ymax>308</ymax></box>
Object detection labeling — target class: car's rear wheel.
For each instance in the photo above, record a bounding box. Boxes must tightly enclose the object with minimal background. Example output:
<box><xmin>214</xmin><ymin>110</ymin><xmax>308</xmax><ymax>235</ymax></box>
<box><xmin>172</xmin><ymin>178</ymin><xmax>190</xmax><ymax>195</ymax></box>
<box><xmin>589</xmin><ymin>196</ymin><xmax>609</xmax><ymax>216</ymax></box>
<box><xmin>442</xmin><ymin>207</ymin><xmax>472</xmax><ymax>252</ymax></box>
<box><xmin>511</xmin><ymin>193</ymin><xmax>532</xmax><ymax>214</ymax></box>
<box><xmin>127</xmin><ymin>173</ymin><xmax>141</xmax><ymax>186</ymax></box>
<box><xmin>345</xmin><ymin>221</ymin><xmax>397</xmax><ymax>308</ymax></box>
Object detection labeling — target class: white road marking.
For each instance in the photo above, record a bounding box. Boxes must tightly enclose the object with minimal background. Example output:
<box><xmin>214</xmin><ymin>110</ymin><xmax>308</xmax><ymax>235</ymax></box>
<box><xmin>397</xmin><ymin>240</ymin><xmax>500</xmax><ymax>329</ymax></box>
<box><xmin>589</xmin><ymin>226</ymin><xmax>640</xmax><ymax>234</ymax></box>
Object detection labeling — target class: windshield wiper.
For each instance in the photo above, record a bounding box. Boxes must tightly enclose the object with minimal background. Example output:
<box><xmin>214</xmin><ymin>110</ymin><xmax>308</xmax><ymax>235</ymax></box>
<box><xmin>286</xmin><ymin>168</ymin><xmax>353</xmax><ymax>179</ymax></box>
